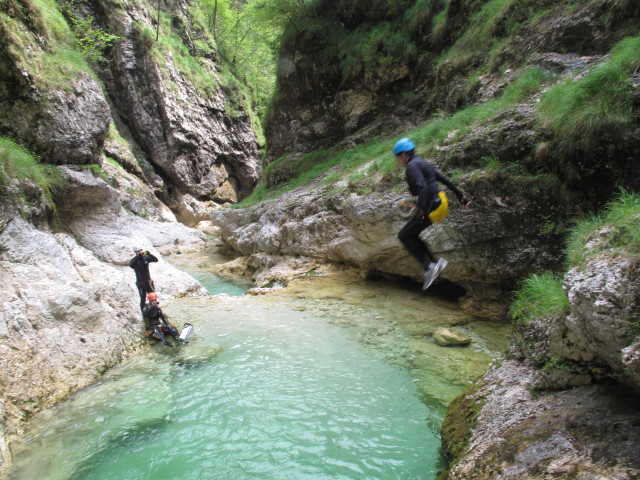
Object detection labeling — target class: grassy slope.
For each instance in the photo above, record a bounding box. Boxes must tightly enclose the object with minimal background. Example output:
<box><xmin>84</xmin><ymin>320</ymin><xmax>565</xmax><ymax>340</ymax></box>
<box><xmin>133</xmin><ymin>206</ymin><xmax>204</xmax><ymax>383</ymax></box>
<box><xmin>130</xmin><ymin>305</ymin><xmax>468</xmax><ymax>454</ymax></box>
<box><xmin>239</xmin><ymin>30</ymin><xmax>639</xmax><ymax>208</ymax></box>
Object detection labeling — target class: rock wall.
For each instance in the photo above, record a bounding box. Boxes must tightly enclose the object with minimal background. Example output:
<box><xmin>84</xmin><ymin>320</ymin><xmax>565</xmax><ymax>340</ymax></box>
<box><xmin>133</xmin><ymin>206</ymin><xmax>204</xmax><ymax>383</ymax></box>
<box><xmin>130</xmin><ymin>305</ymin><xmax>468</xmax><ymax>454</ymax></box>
<box><xmin>90</xmin><ymin>0</ymin><xmax>261</xmax><ymax>223</ymax></box>
<box><xmin>265</xmin><ymin>0</ymin><xmax>640</xmax><ymax>164</ymax></box>
<box><xmin>213</xmin><ymin>107</ymin><xmax>571</xmax><ymax>319</ymax></box>
<box><xmin>0</xmin><ymin>166</ymin><xmax>208</xmax><ymax>476</ymax></box>
<box><xmin>438</xmin><ymin>248</ymin><xmax>640</xmax><ymax>478</ymax></box>
<box><xmin>0</xmin><ymin>0</ymin><xmax>262</xmax><ymax>473</ymax></box>
<box><xmin>0</xmin><ymin>0</ymin><xmax>261</xmax><ymax>225</ymax></box>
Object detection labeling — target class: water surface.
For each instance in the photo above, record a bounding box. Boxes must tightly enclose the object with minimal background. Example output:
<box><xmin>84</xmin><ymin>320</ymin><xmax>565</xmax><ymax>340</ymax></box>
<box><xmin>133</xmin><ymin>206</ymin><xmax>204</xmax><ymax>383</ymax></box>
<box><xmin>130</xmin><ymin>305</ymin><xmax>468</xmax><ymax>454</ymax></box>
<box><xmin>8</xmin><ymin>264</ymin><xmax>510</xmax><ymax>480</ymax></box>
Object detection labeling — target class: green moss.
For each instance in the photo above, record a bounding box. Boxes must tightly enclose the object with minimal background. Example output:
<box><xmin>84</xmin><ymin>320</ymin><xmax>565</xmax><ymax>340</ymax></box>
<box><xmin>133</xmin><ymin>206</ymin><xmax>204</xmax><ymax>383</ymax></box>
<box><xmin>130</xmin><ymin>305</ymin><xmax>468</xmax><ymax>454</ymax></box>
<box><xmin>439</xmin><ymin>381</ymin><xmax>486</xmax><ymax>473</ymax></box>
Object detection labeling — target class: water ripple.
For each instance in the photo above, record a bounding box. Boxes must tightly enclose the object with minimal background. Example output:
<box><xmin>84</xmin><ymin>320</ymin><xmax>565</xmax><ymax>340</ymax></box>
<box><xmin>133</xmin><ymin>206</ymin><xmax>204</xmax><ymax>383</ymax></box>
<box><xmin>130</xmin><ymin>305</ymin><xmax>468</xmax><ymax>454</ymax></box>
<box><xmin>9</xmin><ymin>299</ymin><xmax>443</xmax><ymax>480</ymax></box>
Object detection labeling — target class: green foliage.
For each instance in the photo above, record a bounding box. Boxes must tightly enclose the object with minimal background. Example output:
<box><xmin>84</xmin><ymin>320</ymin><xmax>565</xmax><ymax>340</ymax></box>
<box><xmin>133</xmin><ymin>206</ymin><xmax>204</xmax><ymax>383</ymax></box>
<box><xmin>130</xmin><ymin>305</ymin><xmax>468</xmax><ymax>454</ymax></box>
<box><xmin>59</xmin><ymin>0</ymin><xmax>120</xmax><ymax>66</ymax></box>
<box><xmin>542</xmin><ymin>357</ymin><xmax>575</xmax><ymax>372</ymax></box>
<box><xmin>448</xmin><ymin>0</ymin><xmax>512</xmax><ymax>54</ymax></box>
<box><xmin>0</xmin><ymin>137</ymin><xmax>63</xmax><ymax>206</ymax></box>
<box><xmin>150</xmin><ymin>13</ymin><xmax>218</xmax><ymax>98</ymax></box>
<box><xmin>0</xmin><ymin>0</ymin><xmax>95</xmax><ymax>89</ymax></box>
<box><xmin>236</xmin><ymin>140</ymin><xmax>390</xmax><ymax>207</ymax></box>
<box><xmin>565</xmin><ymin>190</ymin><xmax>640</xmax><ymax>267</ymax></box>
<box><xmin>537</xmin><ymin>35</ymin><xmax>640</xmax><ymax>156</ymax></box>
<box><xmin>198</xmin><ymin>0</ymin><xmax>302</xmax><ymax>121</ymax></box>
<box><xmin>78</xmin><ymin>163</ymin><xmax>112</xmax><ymax>183</ymax></box>
<box><xmin>241</xmin><ymin>64</ymin><xmax>553</xmax><ymax>208</ymax></box>
<box><xmin>106</xmin><ymin>156</ymin><xmax>123</xmax><ymax>169</ymax></box>
<box><xmin>626</xmin><ymin>312</ymin><xmax>640</xmax><ymax>342</ymax></box>
<box><xmin>337</xmin><ymin>22</ymin><xmax>417</xmax><ymax>80</ymax></box>
<box><xmin>404</xmin><ymin>0</ymin><xmax>435</xmax><ymax>36</ymax></box>
<box><xmin>511</xmin><ymin>191</ymin><xmax>639</xmax><ymax>324</ymax></box>
<box><xmin>509</xmin><ymin>273</ymin><xmax>569</xmax><ymax>323</ymax></box>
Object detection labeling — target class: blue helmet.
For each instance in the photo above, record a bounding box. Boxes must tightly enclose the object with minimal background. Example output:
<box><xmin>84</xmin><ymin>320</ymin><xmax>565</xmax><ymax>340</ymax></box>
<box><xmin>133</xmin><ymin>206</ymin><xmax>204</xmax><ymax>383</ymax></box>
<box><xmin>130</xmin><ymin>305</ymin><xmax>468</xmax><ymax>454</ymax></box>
<box><xmin>393</xmin><ymin>138</ymin><xmax>415</xmax><ymax>155</ymax></box>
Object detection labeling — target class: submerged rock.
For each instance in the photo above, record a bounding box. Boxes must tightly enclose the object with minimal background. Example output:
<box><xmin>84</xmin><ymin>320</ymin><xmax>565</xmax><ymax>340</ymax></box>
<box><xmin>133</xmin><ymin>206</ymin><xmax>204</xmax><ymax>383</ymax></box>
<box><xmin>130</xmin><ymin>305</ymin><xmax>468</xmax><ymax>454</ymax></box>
<box><xmin>433</xmin><ymin>328</ymin><xmax>472</xmax><ymax>347</ymax></box>
<box><xmin>170</xmin><ymin>345</ymin><xmax>223</xmax><ymax>369</ymax></box>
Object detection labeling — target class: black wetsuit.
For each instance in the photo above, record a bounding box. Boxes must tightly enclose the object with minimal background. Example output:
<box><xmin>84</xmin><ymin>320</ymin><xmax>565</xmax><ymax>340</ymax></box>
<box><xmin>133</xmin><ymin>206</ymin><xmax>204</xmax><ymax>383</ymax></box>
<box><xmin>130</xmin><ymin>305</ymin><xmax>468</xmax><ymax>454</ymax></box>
<box><xmin>129</xmin><ymin>252</ymin><xmax>158</xmax><ymax>309</ymax></box>
<box><xmin>142</xmin><ymin>303</ymin><xmax>179</xmax><ymax>345</ymax></box>
<box><xmin>398</xmin><ymin>154</ymin><xmax>464</xmax><ymax>269</ymax></box>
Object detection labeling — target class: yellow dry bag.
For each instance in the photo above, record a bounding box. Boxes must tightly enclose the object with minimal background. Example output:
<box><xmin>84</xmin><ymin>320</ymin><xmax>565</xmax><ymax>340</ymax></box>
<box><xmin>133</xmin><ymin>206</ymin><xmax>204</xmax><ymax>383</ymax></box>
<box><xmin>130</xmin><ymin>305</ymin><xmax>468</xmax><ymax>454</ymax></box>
<box><xmin>428</xmin><ymin>190</ymin><xmax>449</xmax><ymax>223</ymax></box>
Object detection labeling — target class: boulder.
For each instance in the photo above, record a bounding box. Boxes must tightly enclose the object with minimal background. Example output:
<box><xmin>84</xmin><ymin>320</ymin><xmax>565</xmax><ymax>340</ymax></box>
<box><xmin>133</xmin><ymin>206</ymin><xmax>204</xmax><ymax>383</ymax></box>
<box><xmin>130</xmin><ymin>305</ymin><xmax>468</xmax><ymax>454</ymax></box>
<box><xmin>433</xmin><ymin>328</ymin><xmax>472</xmax><ymax>347</ymax></box>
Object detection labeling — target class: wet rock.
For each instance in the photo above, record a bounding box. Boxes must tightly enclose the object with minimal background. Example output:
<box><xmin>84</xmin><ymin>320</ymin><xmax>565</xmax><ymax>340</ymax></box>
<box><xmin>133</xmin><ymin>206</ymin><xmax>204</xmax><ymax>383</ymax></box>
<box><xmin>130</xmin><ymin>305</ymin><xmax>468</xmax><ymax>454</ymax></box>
<box><xmin>441</xmin><ymin>228</ymin><xmax>640</xmax><ymax>478</ymax></box>
<box><xmin>441</xmin><ymin>361</ymin><xmax>640</xmax><ymax>480</ymax></box>
<box><xmin>433</xmin><ymin>328</ymin><xmax>472</xmax><ymax>347</ymax></box>
<box><xmin>171</xmin><ymin>345</ymin><xmax>223</xmax><ymax>368</ymax></box>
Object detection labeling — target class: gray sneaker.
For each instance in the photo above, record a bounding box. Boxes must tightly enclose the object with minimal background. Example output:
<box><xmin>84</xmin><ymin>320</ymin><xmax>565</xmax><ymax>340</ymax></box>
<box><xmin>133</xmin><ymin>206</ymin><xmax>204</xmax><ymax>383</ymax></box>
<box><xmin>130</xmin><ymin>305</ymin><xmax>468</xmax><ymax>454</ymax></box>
<box><xmin>422</xmin><ymin>266</ymin><xmax>437</xmax><ymax>290</ymax></box>
<box><xmin>434</xmin><ymin>258</ymin><xmax>448</xmax><ymax>278</ymax></box>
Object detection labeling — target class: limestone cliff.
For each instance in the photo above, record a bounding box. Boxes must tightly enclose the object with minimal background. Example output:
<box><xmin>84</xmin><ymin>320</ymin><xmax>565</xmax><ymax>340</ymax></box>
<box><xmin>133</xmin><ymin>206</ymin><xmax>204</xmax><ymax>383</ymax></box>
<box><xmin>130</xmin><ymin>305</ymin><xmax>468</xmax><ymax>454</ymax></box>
<box><xmin>0</xmin><ymin>0</ymin><xmax>261</xmax><ymax>225</ymax></box>
<box><xmin>0</xmin><ymin>0</ymin><xmax>261</xmax><ymax>474</ymax></box>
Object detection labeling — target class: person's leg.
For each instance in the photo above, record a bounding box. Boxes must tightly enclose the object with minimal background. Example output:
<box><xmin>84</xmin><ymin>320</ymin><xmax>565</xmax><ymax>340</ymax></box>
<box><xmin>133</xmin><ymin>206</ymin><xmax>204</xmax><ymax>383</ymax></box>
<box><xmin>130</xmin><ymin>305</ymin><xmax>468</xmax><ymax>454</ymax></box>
<box><xmin>398</xmin><ymin>214</ymin><xmax>437</xmax><ymax>268</ymax></box>
<box><xmin>152</xmin><ymin>324</ymin><xmax>169</xmax><ymax>345</ymax></box>
<box><xmin>137</xmin><ymin>284</ymin><xmax>147</xmax><ymax>310</ymax></box>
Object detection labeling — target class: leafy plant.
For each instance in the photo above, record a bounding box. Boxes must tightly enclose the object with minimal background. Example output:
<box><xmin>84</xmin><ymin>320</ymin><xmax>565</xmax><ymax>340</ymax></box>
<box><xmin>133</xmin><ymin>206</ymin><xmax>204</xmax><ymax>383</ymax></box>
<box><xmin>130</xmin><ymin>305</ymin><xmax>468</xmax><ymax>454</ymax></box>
<box><xmin>59</xmin><ymin>1</ymin><xmax>120</xmax><ymax>67</ymax></box>
<box><xmin>542</xmin><ymin>357</ymin><xmax>574</xmax><ymax>372</ymax></box>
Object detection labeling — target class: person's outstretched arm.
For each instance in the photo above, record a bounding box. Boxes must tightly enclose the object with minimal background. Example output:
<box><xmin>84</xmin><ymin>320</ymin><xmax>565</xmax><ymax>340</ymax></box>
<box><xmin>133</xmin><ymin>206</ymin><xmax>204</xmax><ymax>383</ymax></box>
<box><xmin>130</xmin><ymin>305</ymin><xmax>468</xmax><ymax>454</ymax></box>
<box><xmin>435</xmin><ymin>170</ymin><xmax>470</xmax><ymax>206</ymax></box>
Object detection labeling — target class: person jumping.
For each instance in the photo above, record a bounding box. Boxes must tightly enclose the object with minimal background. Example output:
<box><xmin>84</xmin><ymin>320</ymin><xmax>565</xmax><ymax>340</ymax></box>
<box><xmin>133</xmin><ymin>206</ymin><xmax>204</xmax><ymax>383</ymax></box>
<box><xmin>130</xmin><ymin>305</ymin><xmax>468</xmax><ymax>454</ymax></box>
<box><xmin>393</xmin><ymin>137</ymin><xmax>470</xmax><ymax>290</ymax></box>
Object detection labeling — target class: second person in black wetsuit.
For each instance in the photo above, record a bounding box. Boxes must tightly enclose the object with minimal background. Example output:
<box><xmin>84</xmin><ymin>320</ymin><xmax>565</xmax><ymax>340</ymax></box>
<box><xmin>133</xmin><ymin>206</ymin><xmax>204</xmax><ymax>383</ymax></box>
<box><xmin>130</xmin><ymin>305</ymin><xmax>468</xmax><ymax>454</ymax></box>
<box><xmin>393</xmin><ymin>137</ymin><xmax>470</xmax><ymax>290</ymax></box>
<box><xmin>129</xmin><ymin>246</ymin><xmax>158</xmax><ymax>310</ymax></box>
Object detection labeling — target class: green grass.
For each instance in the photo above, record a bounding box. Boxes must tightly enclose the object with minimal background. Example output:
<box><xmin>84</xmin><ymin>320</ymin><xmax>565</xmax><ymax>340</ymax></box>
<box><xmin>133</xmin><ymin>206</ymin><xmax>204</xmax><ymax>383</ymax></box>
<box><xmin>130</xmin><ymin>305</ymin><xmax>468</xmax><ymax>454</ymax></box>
<box><xmin>240</xmin><ymin>65</ymin><xmax>553</xmax><ymax>208</ymax></box>
<box><xmin>149</xmin><ymin>13</ymin><xmax>218</xmax><ymax>98</ymax></box>
<box><xmin>564</xmin><ymin>190</ymin><xmax>640</xmax><ymax>267</ymax></box>
<box><xmin>0</xmin><ymin>137</ymin><xmax>64</xmax><ymax>206</ymax></box>
<box><xmin>509</xmin><ymin>272</ymin><xmax>569</xmax><ymax>323</ymax></box>
<box><xmin>510</xmin><ymin>191</ymin><xmax>639</xmax><ymax>323</ymax></box>
<box><xmin>537</xmin><ymin>35</ymin><xmax>640</xmax><ymax>156</ymax></box>
<box><xmin>235</xmin><ymin>141</ymin><xmax>391</xmax><ymax>207</ymax></box>
<box><xmin>0</xmin><ymin>0</ymin><xmax>97</xmax><ymax>90</ymax></box>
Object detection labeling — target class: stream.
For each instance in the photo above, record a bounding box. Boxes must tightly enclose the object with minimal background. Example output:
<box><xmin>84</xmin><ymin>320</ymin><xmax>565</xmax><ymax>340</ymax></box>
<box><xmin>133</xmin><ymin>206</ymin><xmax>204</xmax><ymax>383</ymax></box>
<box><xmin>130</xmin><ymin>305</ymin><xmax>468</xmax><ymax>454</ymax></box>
<box><xmin>7</xmin><ymin>250</ymin><xmax>510</xmax><ymax>480</ymax></box>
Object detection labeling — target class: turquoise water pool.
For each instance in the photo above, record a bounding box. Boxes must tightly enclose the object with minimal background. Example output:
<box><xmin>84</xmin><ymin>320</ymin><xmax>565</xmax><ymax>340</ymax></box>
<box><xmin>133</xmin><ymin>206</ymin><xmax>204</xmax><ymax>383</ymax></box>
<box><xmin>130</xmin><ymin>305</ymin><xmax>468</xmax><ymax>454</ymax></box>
<box><xmin>9</xmin><ymin>295</ymin><xmax>444</xmax><ymax>480</ymax></box>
